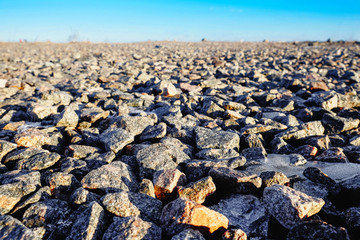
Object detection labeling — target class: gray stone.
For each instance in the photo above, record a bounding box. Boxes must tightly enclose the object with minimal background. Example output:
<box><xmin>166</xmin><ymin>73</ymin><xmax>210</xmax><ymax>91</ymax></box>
<box><xmin>195</xmin><ymin>148</ymin><xmax>239</xmax><ymax>159</ymax></box>
<box><xmin>82</xmin><ymin>161</ymin><xmax>138</xmax><ymax>193</ymax></box>
<box><xmin>287</xmin><ymin>220</ymin><xmax>350</xmax><ymax>240</ymax></box>
<box><xmin>211</xmin><ymin>194</ymin><xmax>268</xmax><ymax>239</ymax></box>
<box><xmin>139</xmin><ymin>122</ymin><xmax>167</xmax><ymax>141</ymax></box>
<box><xmin>66</xmin><ymin>201</ymin><xmax>106</xmax><ymax>240</ymax></box>
<box><xmin>15</xmin><ymin>151</ymin><xmax>61</xmax><ymax>171</ymax></box>
<box><xmin>102</xmin><ymin>190</ymin><xmax>163</xmax><ymax>223</ymax></box>
<box><xmin>195</xmin><ymin>127</ymin><xmax>240</xmax><ymax>151</ymax></box>
<box><xmin>11</xmin><ymin>186</ymin><xmax>51</xmax><ymax>214</ymax></box>
<box><xmin>100</xmin><ymin>128</ymin><xmax>134</xmax><ymax>154</ymax></box>
<box><xmin>209</xmin><ymin>167</ymin><xmax>262</xmax><ymax>194</ymax></box>
<box><xmin>263</xmin><ymin>184</ymin><xmax>325</xmax><ymax>229</ymax></box>
<box><xmin>70</xmin><ymin>187</ymin><xmax>101</xmax><ymax>205</ymax></box>
<box><xmin>118</xmin><ymin>115</ymin><xmax>156</xmax><ymax>136</ymax></box>
<box><xmin>103</xmin><ymin>216</ymin><xmax>162</xmax><ymax>240</ymax></box>
<box><xmin>54</xmin><ymin>107</ymin><xmax>79</xmax><ymax>128</ymax></box>
<box><xmin>0</xmin><ymin>140</ymin><xmax>17</xmax><ymax>161</ymax></box>
<box><xmin>0</xmin><ymin>215</ymin><xmax>41</xmax><ymax>240</ymax></box>
<box><xmin>136</xmin><ymin>143</ymin><xmax>190</xmax><ymax>179</ymax></box>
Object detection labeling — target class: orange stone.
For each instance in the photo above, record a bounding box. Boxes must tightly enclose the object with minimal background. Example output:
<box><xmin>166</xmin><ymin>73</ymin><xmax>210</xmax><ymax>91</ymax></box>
<box><xmin>189</xmin><ymin>205</ymin><xmax>229</xmax><ymax>234</ymax></box>
<box><xmin>153</xmin><ymin>169</ymin><xmax>186</xmax><ymax>201</ymax></box>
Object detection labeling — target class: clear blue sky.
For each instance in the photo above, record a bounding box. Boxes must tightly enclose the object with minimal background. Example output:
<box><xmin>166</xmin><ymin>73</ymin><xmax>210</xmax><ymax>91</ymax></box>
<box><xmin>1</xmin><ymin>0</ymin><xmax>359</xmax><ymax>42</ymax></box>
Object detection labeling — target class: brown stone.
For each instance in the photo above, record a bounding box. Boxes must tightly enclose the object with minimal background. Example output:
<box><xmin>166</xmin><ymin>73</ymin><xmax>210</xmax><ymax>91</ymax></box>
<box><xmin>153</xmin><ymin>169</ymin><xmax>187</xmax><ymax>201</ymax></box>
<box><xmin>178</xmin><ymin>176</ymin><xmax>216</xmax><ymax>204</ymax></box>
<box><xmin>161</xmin><ymin>198</ymin><xmax>228</xmax><ymax>236</ymax></box>
<box><xmin>14</xmin><ymin>128</ymin><xmax>48</xmax><ymax>148</ymax></box>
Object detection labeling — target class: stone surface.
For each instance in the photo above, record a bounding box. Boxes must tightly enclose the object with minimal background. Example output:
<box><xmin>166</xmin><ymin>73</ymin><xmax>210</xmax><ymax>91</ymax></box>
<box><xmin>287</xmin><ymin>220</ymin><xmax>350</xmax><ymax>240</ymax></box>
<box><xmin>171</xmin><ymin>229</ymin><xmax>205</xmax><ymax>240</ymax></box>
<box><xmin>153</xmin><ymin>168</ymin><xmax>187</xmax><ymax>201</ymax></box>
<box><xmin>102</xmin><ymin>190</ymin><xmax>163</xmax><ymax>223</ymax></box>
<box><xmin>178</xmin><ymin>176</ymin><xmax>216</xmax><ymax>204</ymax></box>
<box><xmin>66</xmin><ymin>201</ymin><xmax>106</xmax><ymax>240</ymax></box>
<box><xmin>161</xmin><ymin>198</ymin><xmax>229</xmax><ymax>236</ymax></box>
<box><xmin>209</xmin><ymin>167</ymin><xmax>262</xmax><ymax>194</ymax></box>
<box><xmin>263</xmin><ymin>184</ymin><xmax>325</xmax><ymax>229</ymax></box>
<box><xmin>211</xmin><ymin>194</ymin><xmax>268</xmax><ymax>239</ymax></box>
<box><xmin>100</xmin><ymin>128</ymin><xmax>134</xmax><ymax>154</ymax></box>
<box><xmin>195</xmin><ymin>127</ymin><xmax>240</xmax><ymax>150</ymax></box>
<box><xmin>0</xmin><ymin>215</ymin><xmax>41</xmax><ymax>240</ymax></box>
<box><xmin>82</xmin><ymin>161</ymin><xmax>138</xmax><ymax>193</ymax></box>
<box><xmin>14</xmin><ymin>128</ymin><xmax>48</xmax><ymax>148</ymax></box>
<box><xmin>102</xmin><ymin>216</ymin><xmax>162</xmax><ymax>240</ymax></box>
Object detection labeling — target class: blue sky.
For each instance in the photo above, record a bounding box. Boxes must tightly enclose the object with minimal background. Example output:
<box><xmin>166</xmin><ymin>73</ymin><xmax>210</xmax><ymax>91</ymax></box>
<box><xmin>0</xmin><ymin>0</ymin><xmax>359</xmax><ymax>42</ymax></box>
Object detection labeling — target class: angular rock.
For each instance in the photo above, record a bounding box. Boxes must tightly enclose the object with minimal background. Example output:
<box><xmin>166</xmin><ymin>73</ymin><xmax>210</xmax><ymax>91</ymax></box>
<box><xmin>14</xmin><ymin>128</ymin><xmax>48</xmax><ymax>148</ymax></box>
<box><xmin>118</xmin><ymin>115</ymin><xmax>156</xmax><ymax>136</ymax></box>
<box><xmin>11</xmin><ymin>186</ymin><xmax>51</xmax><ymax>214</ymax></box>
<box><xmin>136</xmin><ymin>143</ymin><xmax>190</xmax><ymax>179</ymax></box>
<box><xmin>15</xmin><ymin>151</ymin><xmax>61</xmax><ymax>171</ymax></box>
<box><xmin>322</xmin><ymin>113</ymin><xmax>359</xmax><ymax>134</ymax></box>
<box><xmin>70</xmin><ymin>187</ymin><xmax>101</xmax><ymax>205</ymax></box>
<box><xmin>100</xmin><ymin>128</ymin><xmax>134</xmax><ymax>154</ymax></box>
<box><xmin>103</xmin><ymin>216</ymin><xmax>162</xmax><ymax>240</ymax></box>
<box><xmin>260</xmin><ymin>171</ymin><xmax>290</xmax><ymax>187</ymax></box>
<box><xmin>196</xmin><ymin>148</ymin><xmax>239</xmax><ymax>159</ymax></box>
<box><xmin>195</xmin><ymin>127</ymin><xmax>240</xmax><ymax>151</ymax></box>
<box><xmin>221</xmin><ymin>228</ymin><xmax>247</xmax><ymax>240</ymax></box>
<box><xmin>303</xmin><ymin>167</ymin><xmax>340</xmax><ymax>196</ymax></box>
<box><xmin>289</xmin><ymin>153</ymin><xmax>307</xmax><ymax>166</ymax></box>
<box><xmin>139</xmin><ymin>122</ymin><xmax>167</xmax><ymax>141</ymax></box>
<box><xmin>47</xmin><ymin>172</ymin><xmax>80</xmax><ymax>201</ymax></box>
<box><xmin>263</xmin><ymin>184</ymin><xmax>325</xmax><ymax>229</ymax></box>
<box><xmin>102</xmin><ymin>190</ymin><xmax>162</xmax><ymax>223</ymax></box>
<box><xmin>178</xmin><ymin>176</ymin><xmax>216</xmax><ymax>204</ymax></box>
<box><xmin>66</xmin><ymin>201</ymin><xmax>106</xmax><ymax>240</ymax></box>
<box><xmin>0</xmin><ymin>181</ymin><xmax>37</xmax><ymax>214</ymax></box>
<box><xmin>161</xmin><ymin>198</ymin><xmax>229</xmax><ymax>236</ymax></box>
<box><xmin>315</xmin><ymin>147</ymin><xmax>348</xmax><ymax>163</ymax></box>
<box><xmin>80</xmin><ymin>107</ymin><xmax>110</xmax><ymax>123</ymax></box>
<box><xmin>82</xmin><ymin>161</ymin><xmax>138</xmax><ymax>193</ymax></box>
<box><xmin>153</xmin><ymin>169</ymin><xmax>187</xmax><ymax>201</ymax></box>
<box><xmin>184</xmin><ymin>157</ymin><xmax>246</xmax><ymax>181</ymax></box>
<box><xmin>211</xmin><ymin>194</ymin><xmax>268</xmax><ymax>239</ymax></box>
<box><xmin>287</xmin><ymin>220</ymin><xmax>350</xmax><ymax>240</ymax></box>
<box><xmin>0</xmin><ymin>140</ymin><xmax>17</xmax><ymax>161</ymax></box>
<box><xmin>0</xmin><ymin>215</ymin><xmax>41</xmax><ymax>240</ymax></box>
<box><xmin>209</xmin><ymin>167</ymin><xmax>262</xmax><ymax>194</ymax></box>
<box><xmin>54</xmin><ymin>107</ymin><xmax>79</xmax><ymax>128</ymax></box>
<box><xmin>138</xmin><ymin>178</ymin><xmax>156</xmax><ymax>198</ymax></box>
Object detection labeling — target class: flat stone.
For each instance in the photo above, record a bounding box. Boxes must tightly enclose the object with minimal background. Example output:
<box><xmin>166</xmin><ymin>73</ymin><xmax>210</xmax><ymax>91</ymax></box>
<box><xmin>0</xmin><ymin>140</ymin><xmax>17</xmax><ymax>161</ymax></box>
<box><xmin>82</xmin><ymin>161</ymin><xmax>138</xmax><ymax>193</ymax></box>
<box><xmin>211</xmin><ymin>194</ymin><xmax>268</xmax><ymax>239</ymax></box>
<box><xmin>100</xmin><ymin>128</ymin><xmax>134</xmax><ymax>154</ymax></box>
<box><xmin>0</xmin><ymin>181</ymin><xmax>37</xmax><ymax>214</ymax></box>
<box><xmin>102</xmin><ymin>216</ymin><xmax>162</xmax><ymax>240</ymax></box>
<box><xmin>161</xmin><ymin>198</ymin><xmax>229</xmax><ymax>236</ymax></box>
<box><xmin>184</xmin><ymin>156</ymin><xmax>246</xmax><ymax>181</ymax></box>
<box><xmin>287</xmin><ymin>220</ymin><xmax>350</xmax><ymax>240</ymax></box>
<box><xmin>263</xmin><ymin>184</ymin><xmax>325</xmax><ymax>229</ymax></box>
<box><xmin>118</xmin><ymin>115</ymin><xmax>156</xmax><ymax>136</ymax></box>
<box><xmin>66</xmin><ymin>201</ymin><xmax>106</xmax><ymax>240</ymax></box>
<box><xmin>153</xmin><ymin>168</ymin><xmax>187</xmax><ymax>201</ymax></box>
<box><xmin>177</xmin><ymin>176</ymin><xmax>216</xmax><ymax>204</ymax></box>
<box><xmin>14</xmin><ymin>128</ymin><xmax>48</xmax><ymax>148</ymax></box>
<box><xmin>136</xmin><ymin>143</ymin><xmax>190</xmax><ymax>179</ymax></box>
<box><xmin>195</xmin><ymin>127</ymin><xmax>240</xmax><ymax>151</ymax></box>
<box><xmin>139</xmin><ymin>122</ymin><xmax>167</xmax><ymax>141</ymax></box>
<box><xmin>209</xmin><ymin>167</ymin><xmax>262</xmax><ymax>194</ymax></box>
<box><xmin>15</xmin><ymin>151</ymin><xmax>61</xmax><ymax>171</ymax></box>
<box><xmin>195</xmin><ymin>148</ymin><xmax>239</xmax><ymax>159</ymax></box>
<box><xmin>54</xmin><ymin>107</ymin><xmax>79</xmax><ymax>128</ymax></box>
<box><xmin>11</xmin><ymin>186</ymin><xmax>51</xmax><ymax>214</ymax></box>
<box><xmin>22</xmin><ymin>199</ymin><xmax>71</xmax><ymax>237</ymax></box>
<box><xmin>80</xmin><ymin>107</ymin><xmax>110</xmax><ymax>123</ymax></box>
<box><xmin>0</xmin><ymin>215</ymin><xmax>41</xmax><ymax>240</ymax></box>
<box><xmin>303</xmin><ymin>167</ymin><xmax>340</xmax><ymax>196</ymax></box>
<box><xmin>102</xmin><ymin>190</ymin><xmax>163</xmax><ymax>223</ymax></box>
<box><xmin>260</xmin><ymin>171</ymin><xmax>290</xmax><ymax>187</ymax></box>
